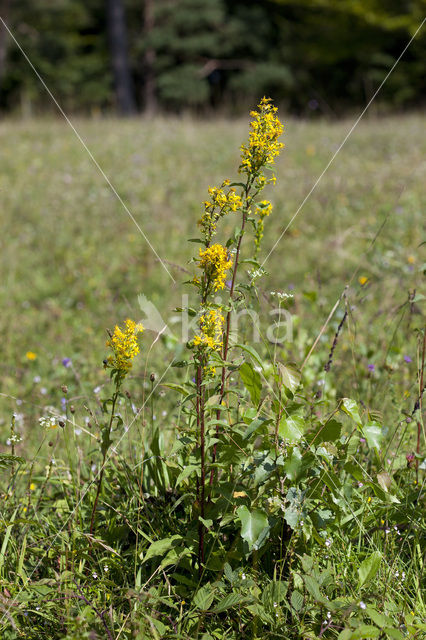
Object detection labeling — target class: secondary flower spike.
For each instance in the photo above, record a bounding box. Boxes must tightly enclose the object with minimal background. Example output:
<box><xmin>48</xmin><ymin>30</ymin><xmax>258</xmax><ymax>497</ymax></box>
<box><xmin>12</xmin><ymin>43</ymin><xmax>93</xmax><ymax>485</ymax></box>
<box><xmin>105</xmin><ymin>319</ymin><xmax>143</xmax><ymax>377</ymax></box>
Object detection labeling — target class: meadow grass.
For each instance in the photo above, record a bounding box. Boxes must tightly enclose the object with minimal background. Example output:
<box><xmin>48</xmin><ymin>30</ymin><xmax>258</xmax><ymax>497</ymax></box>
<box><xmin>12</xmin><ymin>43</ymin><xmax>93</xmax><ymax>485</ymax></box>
<box><xmin>0</xmin><ymin>111</ymin><xmax>424</xmax><ymax>639</ymax></box>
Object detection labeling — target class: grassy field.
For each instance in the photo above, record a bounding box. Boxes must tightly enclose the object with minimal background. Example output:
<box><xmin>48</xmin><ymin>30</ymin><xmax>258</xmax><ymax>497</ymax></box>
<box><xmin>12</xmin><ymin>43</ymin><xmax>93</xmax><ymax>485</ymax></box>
<box><xmin>0</xmin><ymin>111</ymin><xmax>425</xmax><ymax>638</ymax></box>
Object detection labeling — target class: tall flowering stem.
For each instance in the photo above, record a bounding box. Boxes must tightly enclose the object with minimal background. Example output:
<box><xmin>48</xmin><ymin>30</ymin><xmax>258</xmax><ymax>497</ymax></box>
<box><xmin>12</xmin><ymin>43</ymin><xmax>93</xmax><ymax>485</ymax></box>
<box><xmin>90</xmin><ymin>319</ymin><xmax>143</xmax><ymax>536</ymax></box>
<box><xmin>190</xmin><ymin>98</ymin><xmax>284</xmax><ymax>571</ymax></box>
<box><xmin>214</xmin><ymin>99</ymin><xmax>284</xmax><ymax>463</ymax></box>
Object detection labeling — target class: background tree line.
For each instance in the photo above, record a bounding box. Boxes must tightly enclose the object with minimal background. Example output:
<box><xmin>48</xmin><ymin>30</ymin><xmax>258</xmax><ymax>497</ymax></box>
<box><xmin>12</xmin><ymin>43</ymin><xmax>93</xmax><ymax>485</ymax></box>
<box><xmin>0</xmin><ymin>0</ymin><xmax>424</xmax><ymax>116</ymax></box>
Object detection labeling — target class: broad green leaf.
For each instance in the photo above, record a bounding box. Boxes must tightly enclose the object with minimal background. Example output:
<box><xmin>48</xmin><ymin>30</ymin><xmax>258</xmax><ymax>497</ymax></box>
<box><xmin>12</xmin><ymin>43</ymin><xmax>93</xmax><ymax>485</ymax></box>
<box><xmin>350</xmin><ymin>625</ymin><xmax>380</xmax><ymax>638</ymax></box>
<box><xmin>363</xmin><ymin>423</ymin><xmax>383</xmax><ymax>451</ymax></box>
<box><xmin>303</xmin><ymin>574</ymin><xmax>328</xmax><ymax>605</ymax></box>
<box><xmin>366</xmin><ymin>607</ymin><xmax>393</xmax><ymax>628</ymax></box>
<box><xmin>278</xmin><ymin>363</ymin><xmax>301</xmax><ymax>394</ymax></box>
<box><xmin>279</xmin><ymin>415</ymin><xmax>305</xmax><ymax>442</ymax></box>
<box><xmin>142</xmin><ymin>535</ymin><xmax>183</xmax><ymax>563</ymax></box>
<box><xmin>261</xmin><ymin>580</ymin><xmax>288</xmax><ymax>607</ymax></box>
<box><xmin>290</xmin><ymin>590</ymin><xmax>304</xmax><ymax>611</ymax></box>
<box><xmin>341</xmin><ymin>398</ymin><xmax>362</xmax><ymax>425</ymax></box>
<box><xmin>309</xmin><ymin>419</ymin><xmax>341</xmax><ymax>445</ymax></box>
<box><xmin>193</xmin><ymin>583</ymin><xmax>215</xmax><ymax>611</ymax></box>
<box><xmin>212</xmin><ymin>593</ymin><xmax>245</xmax><ymax>612</ymax></box>
<box><xmin>237</xmin><ymin>505</ymin><xmax>269</xmax><ymax>551</ymax></box>
<box><xmin>383</xmin><ymin>628</ymin><xmax>404</xmax><ymax>640</ymax></box>
<box><xmin>239</xmin><ymin>362</ymin><xmax>262</xmax><ymax>406</ymax></box>
<box><xmin>358</xmin><ymin>551</ymin><xmax>382</xmax><ymax>587</ymax></box>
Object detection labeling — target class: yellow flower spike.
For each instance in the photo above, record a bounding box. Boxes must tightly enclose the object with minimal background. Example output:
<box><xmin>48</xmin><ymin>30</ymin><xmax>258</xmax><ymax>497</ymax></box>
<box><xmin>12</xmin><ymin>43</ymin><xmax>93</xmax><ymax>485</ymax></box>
<box><xmin>26</xmin><ymin>351</ymin><xmax>37</xmax><ymax>361</ymax></box>
<box><xmin>240</xmin><ymin>97</ymin><xmax>284</xmax><ymax>175</ymax></box>
<box><xmin>193</xmin><ymin>309</ymin><xmax>225</xmax><ymax>352</ymax></box>
<box><xmin>198</xmin><ymin>244</ymin><xmax>233</xmax><ymax>292</ymax></box>
<box><xmin>30</xmin><ymin>483</ymin><xmax>36</xmax><ymax>491</ymax></box>
<box><xmin>105</xmin><ymin>319</ymin><xmax>144</xmax><ymax>377</ymax></box>
<box><xmin>358</xmin><ymin>276</ymin><xmax>368</xmax><ymax>286</ymax></box>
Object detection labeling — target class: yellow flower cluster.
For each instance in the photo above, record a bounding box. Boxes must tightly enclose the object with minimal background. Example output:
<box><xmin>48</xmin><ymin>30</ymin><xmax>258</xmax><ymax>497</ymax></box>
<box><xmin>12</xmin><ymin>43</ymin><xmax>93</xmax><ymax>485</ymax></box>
<box><xmin>240</xmin><ymin>97</ymin><xmax>284</xmax><ymax>175</ymax></box>
<box><xmin>105</xmin><ymin>319</ymin><xmax>143</xmax><ymax>375</ymax></box>
<box><xmin>198</xmin><ymin>244</ymin><xmax>233</xmax><ymax>292</ymax></box>
<box><xmin>193</xmin><ymin>309</ymin><xmax>225</xmax><ymax>351</ymax></box>
<box><xmin>255</xmin><ymin>200</ymin><xmax>273</xmax><ymax>217</ymax></box>
<box><xmin>198</xmin><ymin>179</ymin><xmax>243</xmax><ymax>241</ymax></box>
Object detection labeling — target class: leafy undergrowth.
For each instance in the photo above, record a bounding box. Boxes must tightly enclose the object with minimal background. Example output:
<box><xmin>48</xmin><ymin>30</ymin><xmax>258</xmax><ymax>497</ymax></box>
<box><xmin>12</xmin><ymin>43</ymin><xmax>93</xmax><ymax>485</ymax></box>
<box><xmin>0</xmin><ymin>107</ymin><xmax>425</xmax><ymax>639</ymax></box>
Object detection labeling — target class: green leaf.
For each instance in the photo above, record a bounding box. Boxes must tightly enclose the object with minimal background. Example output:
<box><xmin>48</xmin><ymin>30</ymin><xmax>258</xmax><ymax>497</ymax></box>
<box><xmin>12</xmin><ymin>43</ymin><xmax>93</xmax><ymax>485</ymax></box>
<box><xmin>363</xmin><ymin>423</ymin><xmax>383</xmax><ymax>451</ymax></box>
<box><xmin>237</xmin><ymin>505</ymin><xmax>269</xmax><ymax>551</ymax></box>
<box><xmin>261</xmin><ymin>580</ymin><xmax>288</xmax><ymax>607</ymax></box>
<box><xmin>290</xmin><ymin>590</ymin><xmax>304</xmax><ymax>611</ymax></box>
<box><xmin>350</xmin><ymin>625</ymin><xmax>380</xmax><ymax>638</ymax></box>
<box><xmin>303</xmin><ymin>574</ymin><xmax>328</xmax><ymax>604</ymax></box>
<box><xmin>142</xmin><ymin>536</ymin><xmax>183</xmax><ymax>563</ymax></box>
<box><xmin>278</xmin><ymin>363</ymin><xmax>301</xmax><ymax>394</ymax></box>
<box><xmin>366</xmin><ymin>607</ymin><xmax>393</xmax><ymax>628</ymax></box>
<box><xmin>0</xmin><ymin>454</ymin><xmax>25</xmax><ymax>468</ymax></box>
<box><xmin>193</xmin><ymin>583</ymin><xmax>215</xmax><ymax>611</ymax></box>
<box><xmin>341</xmin><ymin>398</ymin><xmax>362</xmax><ymax>425</ymax></box>
<box><xmin>358</xmin><ymin>551</ymin><xmax>382</xmax><ymax>587</ymax></box>
<box><xmin>212</xmin><ymin>593</ymin><xmax>245</xmax><ymax>612</ymax></box>
<box><xmin>309</xmin><ymin>419</ymin><xmax>341</xmax><ymax>445</ymax></box>
<box><xmin>239</xmin><ymin>362</ymin><xmax>262</xmax><ymax>406</ymax></box>
<box><xmin>279</xmin><ymin>415</ymin><xmax>305</xmax><ymax>442</ymax></box>
<box><xmin>243</xmin><ymin>417</ymin><xmax>271</xmax><ymax>440</ymax></box>
<box><xmin>234</xmin><ymin>343</ymin><xmax>264</xmax><ymax>369</ymax></box>
<box><xmin>383</xmin><ymin>628</ymin><xmax>405</xmax><ymax>640</ymax></box>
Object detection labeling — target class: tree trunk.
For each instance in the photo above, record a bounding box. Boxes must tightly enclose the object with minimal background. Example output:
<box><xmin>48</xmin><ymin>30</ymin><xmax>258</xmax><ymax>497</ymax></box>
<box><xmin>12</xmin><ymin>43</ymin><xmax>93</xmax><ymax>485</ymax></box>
<box><xmin>106</xmin><ymin>0</ymin><xmax>136</xmax><ymax>115</ymax></box>
<box><xmin>0</xmin><ymin>0</ymin><xmax>11</xmax><ymax>92</ymax></box>
<box><xmin>143</xmin><ymin>0</ymin><xmax>157</xmax><ymax>114</ymax></box>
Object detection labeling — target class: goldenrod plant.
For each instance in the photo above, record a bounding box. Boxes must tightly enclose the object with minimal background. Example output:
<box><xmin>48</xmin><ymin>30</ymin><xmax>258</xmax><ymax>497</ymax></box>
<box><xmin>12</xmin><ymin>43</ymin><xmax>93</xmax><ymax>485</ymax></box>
<box><xmin>0</xmin><ymin>103</ymin><xmax>424</xmax><ymax>640</ymax></box>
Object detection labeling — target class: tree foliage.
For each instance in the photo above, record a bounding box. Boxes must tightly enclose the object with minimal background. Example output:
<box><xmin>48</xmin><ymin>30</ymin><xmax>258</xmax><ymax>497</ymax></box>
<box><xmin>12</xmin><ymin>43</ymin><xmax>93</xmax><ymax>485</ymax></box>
<box><xmin>0</xmin><ymin>0</ymin><xmax>424</xmax><ymax>114</ymax></box>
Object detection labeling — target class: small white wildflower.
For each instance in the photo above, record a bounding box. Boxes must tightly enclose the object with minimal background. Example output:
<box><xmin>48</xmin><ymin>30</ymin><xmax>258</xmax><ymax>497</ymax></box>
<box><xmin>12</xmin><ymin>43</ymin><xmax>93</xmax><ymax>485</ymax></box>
<box><xmin>93</xmin><ymin>386</ymin><xmax>101</xmax><ymax>394</ymax></box>
<box><xmin>162</xmin><ymin>410</ymin><xmax>167</xmax><ymax>417</ymax></box>
<box><xmin>325</xmin><ymin>538</ymin><xmax>332</xmax><ymax>547</ymax></box>
<box><xmin>92</xmin><ymin>572</ymin><xmax>98</xmax><ymax>579</ymax></box>
<box><xmin>74</xmin><ymin>428</ymin><xmax>82</xmax><ymax>436</ymax></box>
<box><xmin>40</xmin><ymin>387</ymin><xmax>47</xmax><ymax>395</ymax></box>
<box><xmin>359</xmin><ymin>601</ymin><xmax>366</xmax><ymax>610</ymax></box>
<box><xmin>104</xmin><ymin>565</ymin><xmax>109</xmax><ymax>573</ymax></box>
<box><xmin>33</xmin><ymin>376</ymin><xmax>41</xmax><ymax>383</ymax></box>
<box><xmin>91</xmin><ymin>464</ymin><xmax>97</xmax><ymax>472</ymax></box>
<box><xmin>16</xmin><ymin>399</ymin><xmax>23</xmax><ymax>406</ymax></box>
<box><xmin>327</xmin><ymin>611</ymin><xmax>331</xmax><ymax>619</ymax></box>
<box><xmin>273</xmin><ymin>602</ymin><xmax>278</xmax><ymax>608</ymax></box>
<box><xmin>241</xmin><ymin>573</ymin><xmax>246</xmax><ymax>580</ymax></box>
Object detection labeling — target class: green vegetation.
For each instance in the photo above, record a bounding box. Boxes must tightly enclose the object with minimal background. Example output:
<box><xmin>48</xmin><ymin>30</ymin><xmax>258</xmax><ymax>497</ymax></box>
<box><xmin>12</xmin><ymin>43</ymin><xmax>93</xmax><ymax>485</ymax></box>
<box><xmin>0</xmin><ymin>107</ymin><xmax>425</xmax><ymax>638</ymax></box>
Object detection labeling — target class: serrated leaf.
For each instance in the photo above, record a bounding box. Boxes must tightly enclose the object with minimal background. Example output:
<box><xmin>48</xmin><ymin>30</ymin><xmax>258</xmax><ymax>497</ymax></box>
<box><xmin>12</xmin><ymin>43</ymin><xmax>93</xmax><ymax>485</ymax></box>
<box><xmin>212</xmin><ymin>593</ymin><xmax>244</xmax><ymax>612</ymax></box>
<box><xmin>342</xmin><ymin>398</ymin><xmax>362</xmax><ymax>425</ymax></box>
<box><xmin>278</xmin><ymin>363</ymin><xmax>301</xmax><ymax>394</ymax></box>
<box><xmin>358</xmin><ymin>551</ymin><xmax>382</xmax><ymax>587</ymax></box>
<box><xmin>193</xmin><ymin>583</ymin><xmax>215</xmax><ymax>611</ymax></box>
<box><xmin>290</xmin><ymin>590</ymin><xmax>304</xmax><ymax>611</ymax></box>
<box><xmin>279</xmin><ymin>415</ymin><xmax>305</xmax><ymax>442</ymax></box>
